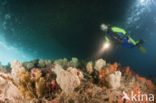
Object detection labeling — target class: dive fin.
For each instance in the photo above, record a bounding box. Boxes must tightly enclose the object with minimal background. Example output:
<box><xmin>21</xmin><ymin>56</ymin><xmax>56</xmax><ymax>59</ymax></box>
<box><xmin>139</xmin><ymin>46</ymin><xmax>147</xmax><ymax>53</ymax></box>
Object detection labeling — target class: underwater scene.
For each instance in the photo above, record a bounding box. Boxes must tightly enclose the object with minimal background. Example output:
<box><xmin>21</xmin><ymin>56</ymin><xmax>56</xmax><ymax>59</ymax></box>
<box><xmin>0</xmin><ymin>0</ymin><xmax>156</xmax><ymax>103</ymax></box>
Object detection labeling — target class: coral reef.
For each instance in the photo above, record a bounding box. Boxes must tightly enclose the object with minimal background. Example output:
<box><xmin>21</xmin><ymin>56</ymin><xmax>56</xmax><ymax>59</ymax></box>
<box><xmin>0</xmin><ymin>58</ymin><xmax>155</xmax><ymax>103</ymax></box>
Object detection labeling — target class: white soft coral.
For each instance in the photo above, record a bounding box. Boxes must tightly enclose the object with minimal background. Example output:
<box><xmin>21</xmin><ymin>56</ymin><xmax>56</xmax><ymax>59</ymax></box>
<box><xmin>105</xmin><ymin>71</ymin><xmax>121</xmax><ymax>89</ymax></box>
<box><xmin>94</xmin><ymin>59</ymin><xmax>106</xmax><ymax>71</ymax></box>
<box><xmin>52</xmin><ymin>64</ymin><xmax>83</xmax><ymax>94</ymax></box>
<box><xmin>11</xmin><ymin>59</ymin><xmax>25</xmax><ymax>84</ymax></box>
<box><xmin>0</xmin><ymin>72</ymin><xmax>21</xmax><ymax>102</ymax></box>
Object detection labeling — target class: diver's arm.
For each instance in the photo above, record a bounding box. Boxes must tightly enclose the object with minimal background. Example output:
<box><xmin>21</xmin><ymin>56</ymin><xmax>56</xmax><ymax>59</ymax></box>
<box><xmin>105</xmin><ymin>36</ymin><xmax>110</xmax><ymax>42</ymax></box>
<box><xmin>111</xmin><ymin>27</ymin><xmax>127</xmax><ymax>35</ymax></box>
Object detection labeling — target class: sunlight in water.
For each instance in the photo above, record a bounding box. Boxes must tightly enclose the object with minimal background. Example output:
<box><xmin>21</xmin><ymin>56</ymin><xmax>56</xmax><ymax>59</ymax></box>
<box><xmin>139</xmin><ymin>0</ymin><xmax>155</xmax><ymax>6</ymax></box>
<box><xmin>125</xmin><ymin>0</ymin><xmax>156</xmax><ymax>28</ymax></box>
<box><xmin>0</xmin><ymin>34</ymin><xmax>34</xmax><ymax>65</ymax></box>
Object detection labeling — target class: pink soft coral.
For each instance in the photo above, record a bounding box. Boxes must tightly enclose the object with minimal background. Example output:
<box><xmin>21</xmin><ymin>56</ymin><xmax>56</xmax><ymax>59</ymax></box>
<box><xmin>51</xmin><ymin>80</ymin><xmax>56</xmax><ymax>92</ymax></box>
<box><xmin>30</xmin><ymin>68</ymin><xmax>39</xmax><ymax>79</ymax></box>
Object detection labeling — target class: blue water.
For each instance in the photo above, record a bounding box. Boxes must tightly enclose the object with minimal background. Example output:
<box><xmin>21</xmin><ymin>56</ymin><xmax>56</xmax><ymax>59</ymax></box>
<box><xmin>0</xmin><ymin>0</ymin><xmax>155</xmax><ymax>77</ymax></box>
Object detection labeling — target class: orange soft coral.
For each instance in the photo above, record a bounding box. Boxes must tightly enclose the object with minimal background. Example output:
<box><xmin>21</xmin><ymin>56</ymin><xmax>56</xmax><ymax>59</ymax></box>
<box><xmin>109</xmin><ymin>62</ymin><xmax>118</xmax><ymax>73</ymax></box>
<box><xmin>113</xmin><ymin>62</ymin><xmax>118</xmax><ymax>71</ymax></box>
<box><xmin>133</xmin><ymin>86</ymin><xmax>140</xmax><ymax>95</ymax></box>
<box><xmin>132</xmin><ymin>87</ymin><xmax>149</xmax><ymax>102</ymax></box>
<box><xmin>104</xmin><ymin>67</ymin><xmax>110</xmax><ymax>74</ymax></box>
<box><xmin>139</xmin><ymin>77</ymin><xmax>146</xmax><ymax>83</ymax></box>
<box><xmin>98</xmin><ymin>62</ymin><xmax>118</xmax><ymax>84</ymax></box>
<box><xmin>127</xmin><ymin>87</ymin><xmax>141</xmax><ymax>102</ymax></box>
<box><xmin>110</xmin><ymin>65</ymin><xmax>114</xmax><ymax>73</ymax></box>
<box><xmin>146</xmin><ymin>80</ymin><xmax>155</xmax><ymax>92</ymax></box>
<box><xmin>99</xmin><ymin>70</ymin><xmax>106</xmax><ymax>84</ymax></box>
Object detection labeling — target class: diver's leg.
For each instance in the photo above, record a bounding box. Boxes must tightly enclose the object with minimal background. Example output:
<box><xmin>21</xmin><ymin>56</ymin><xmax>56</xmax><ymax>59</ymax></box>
<box><xmin>136</xmin><ymin>40</ymin><xmax>145</xmax><ymax>47</ymax></box>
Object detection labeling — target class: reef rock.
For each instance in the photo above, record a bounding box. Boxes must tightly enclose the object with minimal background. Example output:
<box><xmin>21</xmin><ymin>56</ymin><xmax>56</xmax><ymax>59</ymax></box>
<box><xmin>0</xmin><ymin>72</ymin><xmax>22</xmax><ymax>102</ymax></box>
<box><xmin>94</xmin><ymin>59</ymin><xmax>106</xmax><ymax>71</ymax></box>
<box><xmin>5</xmin><ymin>82</ymin><xmax>21</xmax><ymax>99</ymax></box>
<box><xmin>53</xmin><ymin>64</ymin><xmax>83</xmax><ymax>94</ymax></box>
<box><xmin>0</xmin><ymin>72</ymin><xmax>8</xmax><ymax>87</ymax></box>
<box><xmin>105</xmin><ymin>71</ymin><xmax>121</xmax><ymax>89</ymax></box>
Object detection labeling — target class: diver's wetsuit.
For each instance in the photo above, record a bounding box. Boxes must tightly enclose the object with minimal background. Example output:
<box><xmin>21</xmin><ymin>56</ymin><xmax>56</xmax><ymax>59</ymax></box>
<box><xmin>106</xmin><ymin>26</ymin><xmax>122</xmax><ymax>41</ymax></box>
<box><xmin>104</xmin><ymin>26</ymin><xmax>136</xmax><ymax>48</ymax></box>
<box><xmin>103</xmin><ymin>25</ymin><xmax>146</xmax><ymax>53</ymax></box>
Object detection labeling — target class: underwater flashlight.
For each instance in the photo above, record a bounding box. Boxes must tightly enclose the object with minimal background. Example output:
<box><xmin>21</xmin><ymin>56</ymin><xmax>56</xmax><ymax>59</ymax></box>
<box><xmin>93</xmin><ymin>40</ymin><xmax>111</xmax><ymax>59</ymax></box>
<box><xmin>103</xmin><ymin>42</ymin><xmax>110</xmax><ymax>49</ymax></box>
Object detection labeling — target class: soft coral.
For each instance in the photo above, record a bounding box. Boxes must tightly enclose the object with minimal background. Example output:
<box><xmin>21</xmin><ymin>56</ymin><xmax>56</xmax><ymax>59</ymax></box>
<box><xmin>146</xmin><ymin>80</ymin><xmax>155</xmax><ymax>92</ymax></box>
<box><xmin>99</xmin><ymin>62</ymin><xmax>118</xmax><ymax>85</ymax></box>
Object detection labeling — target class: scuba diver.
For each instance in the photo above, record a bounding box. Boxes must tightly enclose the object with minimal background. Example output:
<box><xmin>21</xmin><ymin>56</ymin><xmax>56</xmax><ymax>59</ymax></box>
<box><xmin>100</xmin><ymin>24</ymin><xmax>147</xmax><ymax>53</ymax></box>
